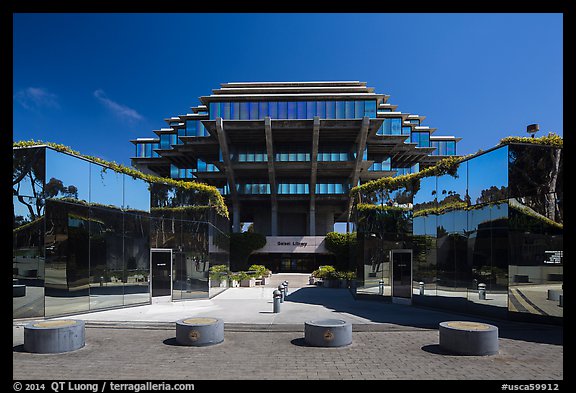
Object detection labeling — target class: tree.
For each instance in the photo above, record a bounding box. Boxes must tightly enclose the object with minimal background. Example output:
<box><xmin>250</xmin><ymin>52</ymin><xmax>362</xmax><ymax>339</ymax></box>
<box><xmin>229</xmin><ymin>232</ymin><xmax>266</xmax><ymax>271</ymax></box>
<box><xmin>509</xmin><ymin>144</ymin><xmax>562</xmax><ymax>224</ymax></box>
<box><xmin>325</xmin><ymin>232</ymin><xmax>357</xmax><ymax>271</ymax></box>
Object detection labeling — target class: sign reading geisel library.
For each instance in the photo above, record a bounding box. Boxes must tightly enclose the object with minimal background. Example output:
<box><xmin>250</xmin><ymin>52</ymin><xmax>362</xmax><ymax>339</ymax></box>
<box><xmin>255</xmin><ymin>236</ymin><xmax>329</xmax><ymax>254</ymax></box>
<box><xmin>544</xmin><ymin>250</ymin><xmax>563</xmax><ymax>264</ymax></box>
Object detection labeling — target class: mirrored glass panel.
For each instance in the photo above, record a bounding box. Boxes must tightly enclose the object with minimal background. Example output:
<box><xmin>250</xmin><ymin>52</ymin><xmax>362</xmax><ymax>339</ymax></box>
<box><xmin>177</xmin><ymin>221</ymin><xmax>210</xmax><ymax>300</ymax></box>
<box><xmin>468</xmin><ymin>146</ymin><xmax>508</xmax><ymax>206</ymax></box>
<box><xmin>124</xmin><ymin>175</ymin><xmax>150</xmax><ymax>213</ymax></box>
<box><xmin>89</xmin><ymin>206</ymin><xmax>125</xmax><ymax>310</ymax></box>
<box><xmin>413</xmin><ymin>176</ymin><xmax>437</xmax><ymax>214</ymax></box>
<box><xmin>44</xmin><ymin>200</ymin><xmax>90</xmax><ymax>317</ymax></box>
<box><xmin>509</xmin><ymin>144</ymin><xmax>562</xmax><ymax>223</ymax></box>
<box><xmin>123</xmin><ymin>212</ymin><xmax>150</xmax><ymax>305</ymax></box>
<box><xmin>13</xmin><ymin>146</ymin><xmax>45</xmax><ymax>199</ymax></box>
<box><xmin>13</xmin><ymin>195</ymin><xmax>45</xmax><ymax>318</ymax></box>
<box><xmin>436</xmin><ymin>161</ymin><xmax>468</xmax><ymax>208</ymax></box>
<box><xmin>45</xmin><ymin>148</ymin><xmax>90</xmax><ymax>203</ymax></box>
<box><xmin>90</xmin><ymin>163</ymin><xmax>124</xmax><ymax>208</ymax></box>
<box><xmin>509</xmin><ymin>200</ymin><xmax>562</xmax><ymax>318</ymax></box>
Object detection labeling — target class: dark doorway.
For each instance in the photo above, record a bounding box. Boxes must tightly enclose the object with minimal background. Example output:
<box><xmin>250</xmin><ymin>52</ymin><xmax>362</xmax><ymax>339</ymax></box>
<box><xmin>392</xmin><ymin>250</ymin><xmax>412</xmax><ymax>299</ymax></box>
<box><xmin>151</xmin><ymin>249</ymin><xmax>171</xmax><ymax>297</ymax></box>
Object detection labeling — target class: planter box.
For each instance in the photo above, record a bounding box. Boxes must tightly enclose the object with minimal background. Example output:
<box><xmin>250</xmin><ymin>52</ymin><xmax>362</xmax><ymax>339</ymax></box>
<box><xmin>230</xmin><ymin>280</ymin><xmax>240</xmax><ymax>288</ymax></box>
<box><xmin>240</xmin><ymin>278</ymin><xmax>256</xmax><ymax>287</ymax></box>
<box><xmin>210</xmin><ymin>277</ymin><xmax>228</xmax><ymax>288</ymax></box>
<box><xmin>323</xmin><ymin>279</ymin><xmax>339</xmax><ymax>288</ymax></box>
<box><xmin>260</xmin><ymin>276</ymin><xmax>270</xmax><ymax>285</ymax></box>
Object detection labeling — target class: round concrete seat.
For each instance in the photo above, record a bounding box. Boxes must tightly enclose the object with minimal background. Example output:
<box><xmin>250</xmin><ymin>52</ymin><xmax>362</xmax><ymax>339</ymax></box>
<box><xmin>547</xmin><ymin>289</ymin><xmax>562</xmax><ymax>301</ymax></box>
<box><xmin>175</xmin><ymin>317</ymin><xmax>224</xmax><ymax>346</ymax></box>
<box><xmin>304</xmin><ymin>319</ymin><xmax>352</xmax><ymax>347</ymax></box>
<box><xmin>439</xmin><ymin>321</ymin><xmax>498</xmax><ymax>356</ymax></box>
<box><xmin>13</xmin><ymin>284</ymin><xmax>26</xmax><ymax>297</ymax></box>
<box><xmin>24</xmin><ymin>320</ymin><xmax>85</xmax><ymax>354</ymax></box>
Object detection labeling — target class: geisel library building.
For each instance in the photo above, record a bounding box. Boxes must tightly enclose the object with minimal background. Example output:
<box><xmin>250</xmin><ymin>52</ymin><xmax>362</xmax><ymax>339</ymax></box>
<box><xmin>131</xmin><ymin>81</ymin><xmax>459</xmax><ymax>272</ymax></box>
<box><xmin>13</xmin><ymin>81</ymin><xmax>562</xmax><ymax>324</ymax></box>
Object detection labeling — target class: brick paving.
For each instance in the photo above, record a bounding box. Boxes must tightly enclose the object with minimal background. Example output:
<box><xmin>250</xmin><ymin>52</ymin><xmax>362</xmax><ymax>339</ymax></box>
<box><xmin>13</xmin><ymin>276</ymin><xmax>563</xmax><ymax>381</ymax></box>
<box><xmin>13</xmin><ymin>323</ymin><xmax>562</xmax><ymax>380</ymax></box>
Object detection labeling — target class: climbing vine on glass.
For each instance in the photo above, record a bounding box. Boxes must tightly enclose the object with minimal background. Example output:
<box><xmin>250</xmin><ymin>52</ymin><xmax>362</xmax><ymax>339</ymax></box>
<box><xmin>350</xmin><ymin>155</ymin><xmax>466</xmax><ymax>201</ymax></box>
<box><xmin>13</xmin><ymin>140</ymin><xmax>229</xmax><ymax>218</ymax></box>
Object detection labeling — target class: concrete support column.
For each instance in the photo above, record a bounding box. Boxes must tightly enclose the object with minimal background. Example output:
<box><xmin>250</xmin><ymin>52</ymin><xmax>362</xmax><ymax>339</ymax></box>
<box><xmin>232</xmin><ymin>201</ymin><xmax>240</xmax><ymax>233</ymax></box>
<box><xmin>309</xmin><ymin>203</ymin><xmax>316</xmax><ymax>236</ymax></box>
<box><xmin>271</xmin><ymin>205</ymin><xmax>278</xmax><ymax>236</ymax></box>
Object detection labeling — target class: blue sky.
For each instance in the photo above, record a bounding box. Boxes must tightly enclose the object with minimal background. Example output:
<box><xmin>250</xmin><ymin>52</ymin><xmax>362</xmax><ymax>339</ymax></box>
<box><xmin>13</xmin><ymin>13</ymin><xmax>563</xmax><ymax>167</ymax></box>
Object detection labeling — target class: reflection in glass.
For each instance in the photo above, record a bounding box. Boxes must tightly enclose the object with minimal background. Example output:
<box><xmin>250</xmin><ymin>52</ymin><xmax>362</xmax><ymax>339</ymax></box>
<box><xmin>124</xmin><ymin>175</ymin><xmax>150</xmax><ymax>213</ymax></box>
<box><xmin>13</xmin><ymin>146</ymin><xmax>45</xmax><ymax>199</ymax></box>
<box><xmin>509</xmin><ymin>144</ymin><xmax>562</xmax><ymax>224</ymax></box>
<box><xmin>468</xmin><ymin>146</ymin><xmax>508</xmax><ymax>205</ymax></box>
<box><xmin>13</xmin><ymin>195</ymin><xmax>45</xmax><ymax>318</ymax></box>
<box><xmin>45</xmin><ymin>148</ymin><xmax>90</xmax><ymax>203</ymax></box>
<box><xmin>124</xmin><ymin>212</ymin><xmax>150</xmax><ymax>305</ymax></box>
<box><xmin>90</xmin><ymin>163</ymin><xmax>124</xmax><ymax>207</ymax></box>
<box><xmin>413</xmin><ymin>176</ymin><xmax>436</xmax><ymax>213</ymax></box>
<box><xmin>436</xmin><ymin>161</ymin><xmax>468</xmax><ymax>207</ymax></box>
<box><xmin>89</xmin><ymin>207</ymin><xmax>125</xmax><ymax>310</ymax></box>
<box><xmin>44</xmin><ymin>200</ymin><xmax>90</xmax><ymax>317</ymax></box>
<box><xmin>177</xmin><ymin>221</ymin><xmax>209</xmax><ymax>300</ymax></box>
<box><xmin>508</xmin><ymin>202</ymin><xmax>562</xmax><ymax>318</ymax></box>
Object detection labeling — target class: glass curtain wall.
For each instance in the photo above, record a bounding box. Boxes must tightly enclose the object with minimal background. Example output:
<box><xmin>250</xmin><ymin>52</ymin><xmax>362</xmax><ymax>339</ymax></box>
<box><xmin>359</xmin><ymin>143</ymin><xmax>562</xmax><ymax>321</ymax></box>
<box><xmin>13</xmin><ymin>147</ymin><xmax>46</xmax><ymax>318</ymax></box>
<box><xmin>210</xmin><ymin>100</ymin><xmax>377</xmax><ymax>120</ymax></box>
<box><xmin>14</xmin><ymin>146</ymin><xmax>229</xmax><ymax>318</ymax></box>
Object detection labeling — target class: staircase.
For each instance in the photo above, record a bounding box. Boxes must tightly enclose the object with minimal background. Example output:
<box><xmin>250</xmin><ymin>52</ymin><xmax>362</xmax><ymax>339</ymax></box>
<box><xmin>264</xmin><ymin>273</ymin><xmax>312</xmax><ymax>289</ymax></box>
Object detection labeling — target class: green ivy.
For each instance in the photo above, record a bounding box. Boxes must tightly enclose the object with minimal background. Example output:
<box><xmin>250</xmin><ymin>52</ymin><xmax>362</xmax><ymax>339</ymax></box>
<box><xmin>350</xmin><ymin>155</ymin><xmax>467</xmax><ymax>198</ymax></box>
<box><xmin>356</xmin><ymin>203</ymin><xmax>410</xmax><ymax>213</ymax></box>
<box><xmin>499</xmin><ymin>132</ymin><xmax>563</xmax><ymax>148</ymax></box>
<box><xmin>351</xmin><ymin>133</ymin><xmax>562</xmax><ymax>202</ymax></box>
<box><xmin>13</xmin><ymin>140</ymin><xmax>229</xmax><ymax>218</ymax></box>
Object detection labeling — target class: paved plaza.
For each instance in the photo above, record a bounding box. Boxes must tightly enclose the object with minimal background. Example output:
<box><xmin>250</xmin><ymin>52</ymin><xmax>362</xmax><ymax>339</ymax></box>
<box><xmin>13</xmin><ymin>274</ymin><xmax>563</xmax><ymax>381</ymax></box>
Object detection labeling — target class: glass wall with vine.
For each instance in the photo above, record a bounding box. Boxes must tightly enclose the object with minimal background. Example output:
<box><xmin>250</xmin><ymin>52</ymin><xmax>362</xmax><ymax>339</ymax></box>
<box><xmin>507</xmin><ymin>144</ymin><xmax>562</xmax><ymax>320</ymax></box>
<box><xmin>357</xmin><ymin>142</ymin><xmax>562</xmax><ymax>321</ymax></box>
<box><xmin>354</xmin><ymin>186</ymin><xmax>414</xmax><ymax>297</ymax></box>
<box><xmin>150</xmin><ymin>183</ymin><xmax>230</xmax><ymax>301</ymax></box>
<box><xmin>13</xmin><ymin>146</ymin><xmax>229</xmax><ymax>318</ymax></box>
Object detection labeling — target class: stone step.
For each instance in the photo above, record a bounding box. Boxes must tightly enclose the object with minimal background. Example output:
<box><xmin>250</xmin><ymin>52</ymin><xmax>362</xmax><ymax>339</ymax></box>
<box><xmin>264</xmin><ymin>273</ymin><xmax>312</xmax><ymax>288</ymax></box>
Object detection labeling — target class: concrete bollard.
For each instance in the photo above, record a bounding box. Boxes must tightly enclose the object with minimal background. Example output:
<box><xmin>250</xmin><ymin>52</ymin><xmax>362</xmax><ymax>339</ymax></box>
<box><xmin>478</xmin><ymin>283</ymin><xmax>486</xmax><ymax>300</ymax></box>
<box><xmin>24</xmin><ymin>320</ymin><xmax>85</xmax><ymax>354</ymax></box>
<box><xmin>273</xmin><ymin>289</ymin><xmax>282</xmax><ymax>313</ymax></box>
<box><xmin>309</xmin><ymin>276</ymin><xmax>315</xmax><ymax>285</ymax></box>
<box><xmin>419</xmin><ymin>282</ymin><xmax>425</xmax><ymax>295</ymax></box>
<box><xmin>176</xmin><ymin>317</ymin><xmax>224</xmax><ymax>346</ymax></box>
<box><xmin>378</xmin><ymin>280</ymin><xmax>384</xmax><ymax>295</ymax></box>
<box><xmin>278</xmin><ymin>284</ymin><xmax>284</xmax><ymax>303</ymax></box>
<box><xmin>304</xmin><ymin>319</ymin><xmax>352</xmax><ymax>347</ymax></box>
<box><xmin>547</xmin><ymin>289</ymin><xmax>562</xmax><ymax>301</ymax></box>
<box><xmin>284</xmin><ymin>281</ymin><xmax>289</xmax><ymax>295</ymax></box>
<box><xmin>439</xmin><ymin>321</ymin><xmax>499</xmax><ymax>356</ymax></box>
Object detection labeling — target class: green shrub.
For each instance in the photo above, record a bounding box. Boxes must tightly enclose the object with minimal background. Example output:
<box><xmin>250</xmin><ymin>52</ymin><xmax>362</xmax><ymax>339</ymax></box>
<box><xmin>209</xmin><ymin>264</ymin><xmax>229</xmax><ymax>280</ymax></box>
<box><xmin>248</xmin><ymin>264</ymin><xmax>270</xmax><ymax>278</ymax></box>
<box><xmin>311</xmin><ymin>265</ymin><xmax>336</xmax><ymax>279</ymax></box>
<box><xmin>229</xmin><ymin>272</ymin><xmax>244</xmax><ymax>282</ymax></box>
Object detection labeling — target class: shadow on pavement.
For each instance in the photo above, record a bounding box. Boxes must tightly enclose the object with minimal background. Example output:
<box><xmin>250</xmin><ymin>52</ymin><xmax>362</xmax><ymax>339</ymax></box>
<box><xmin>284</xmin><ymin>286</ymin><xmax>563</xmax><ymax>345</ymax></box>
<box><xmin>162</xmin><ymin>338</ymin><xmax>180</xmax><ymax>346</ymax></box>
